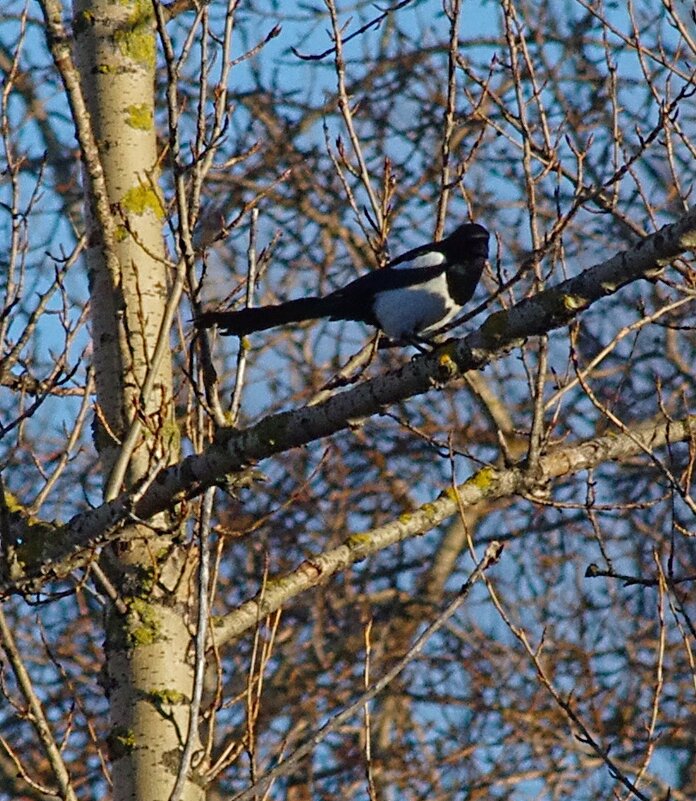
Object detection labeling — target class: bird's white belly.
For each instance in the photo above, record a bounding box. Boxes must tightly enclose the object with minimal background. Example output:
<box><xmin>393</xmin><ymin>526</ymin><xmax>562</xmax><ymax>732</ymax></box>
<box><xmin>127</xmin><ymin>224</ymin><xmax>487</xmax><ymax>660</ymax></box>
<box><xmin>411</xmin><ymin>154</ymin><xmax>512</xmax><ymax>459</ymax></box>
<box><xmin>372</xmin><ymin>274</ymin><xmax>460</xmax><ymax>340</ymax></box>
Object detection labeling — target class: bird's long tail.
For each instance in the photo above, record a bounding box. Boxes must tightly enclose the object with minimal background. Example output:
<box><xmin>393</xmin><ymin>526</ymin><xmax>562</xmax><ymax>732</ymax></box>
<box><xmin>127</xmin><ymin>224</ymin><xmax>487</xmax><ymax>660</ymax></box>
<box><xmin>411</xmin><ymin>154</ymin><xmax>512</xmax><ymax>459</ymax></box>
<box><xmin>195</xmin><ymin>296</ymin><xmax>339</xmax><ymax>336</ymax></box>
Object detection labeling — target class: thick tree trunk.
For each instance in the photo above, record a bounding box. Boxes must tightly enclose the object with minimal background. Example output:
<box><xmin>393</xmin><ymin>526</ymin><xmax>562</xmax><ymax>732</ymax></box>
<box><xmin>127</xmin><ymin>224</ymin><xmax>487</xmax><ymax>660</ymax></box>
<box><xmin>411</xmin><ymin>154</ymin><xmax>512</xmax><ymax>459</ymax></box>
<box><xmin>72</xmin><ymin>2</ymin><xmax>204</xmax><ymax>799</ymax></box>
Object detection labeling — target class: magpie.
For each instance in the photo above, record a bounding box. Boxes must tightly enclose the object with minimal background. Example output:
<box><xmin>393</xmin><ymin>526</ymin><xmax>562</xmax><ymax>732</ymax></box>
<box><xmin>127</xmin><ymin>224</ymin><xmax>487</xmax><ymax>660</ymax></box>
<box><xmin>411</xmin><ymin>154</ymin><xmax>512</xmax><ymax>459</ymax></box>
<box><xmin>195</xmin><ymin>223</ymin><xmax>489</xmax><ymax>344</ymax></box>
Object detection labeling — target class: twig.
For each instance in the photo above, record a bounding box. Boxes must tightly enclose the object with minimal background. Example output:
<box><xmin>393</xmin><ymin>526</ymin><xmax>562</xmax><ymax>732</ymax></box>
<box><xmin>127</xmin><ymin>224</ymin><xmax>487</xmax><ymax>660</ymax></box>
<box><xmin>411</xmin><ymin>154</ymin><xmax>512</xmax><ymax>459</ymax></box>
<box><xmin>435</xmin><ymin>0</ymin><xmax>462</xmax><ymax>237</ymax></box>
<box><xmin>363</xmin><ymin>617</ymin><xmax>378</xmax><ymax>801</ymax></box>
<box><xmin>230</xmin><ymin>542</ymin><xmax>503</xmax><ymax>801</ymax></box>
<box><xmin>482</xmin><ymin>576</ymin><xmax>653</xmax><ymax>801</ymax></box>
<box><xmin>168</xmin><ymin>486</ymin><xmax>214</xmax><ymax>801</ymax></box>
<box><xmin>291</xmin><ymin>0</ymin><xmax>415</xmax><ymax>61</ymax></box>
<box><xmin>570</xmin><ymin>327</ymin><xmax>696</xmax><ymax>517</ymax></box>
<box><xmin>0</xmin><ymin>607</ymin><xmax>79</xmax><ymax>801</ymax></box>
<box><xmin>325</xmin><ymin>0</ymin><xmax>383</xmax><ymax>229</ymax></box>
<box><xmin>230</xmin><ymin>209</ymin><xmax>259</xmax><ymax>425</ymax></box>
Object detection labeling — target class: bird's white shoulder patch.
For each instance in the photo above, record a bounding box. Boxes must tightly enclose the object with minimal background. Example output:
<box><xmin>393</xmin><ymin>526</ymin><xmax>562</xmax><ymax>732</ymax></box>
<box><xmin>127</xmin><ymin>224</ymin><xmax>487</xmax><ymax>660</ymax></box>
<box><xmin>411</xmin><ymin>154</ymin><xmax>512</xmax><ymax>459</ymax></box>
<box><xmin>393</xmin><ymin>251</ymin><xmax>445</xmax><ymax>270</ymax></box>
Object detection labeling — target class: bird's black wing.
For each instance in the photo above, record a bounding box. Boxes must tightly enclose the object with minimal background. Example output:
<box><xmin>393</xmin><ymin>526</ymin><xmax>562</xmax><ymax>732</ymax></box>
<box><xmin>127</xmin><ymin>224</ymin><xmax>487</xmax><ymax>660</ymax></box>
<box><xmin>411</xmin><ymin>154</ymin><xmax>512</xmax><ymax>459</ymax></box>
<box><xmin>324</xmin><ymin>264</ymin><xmax>447</xmax><ymax>325</ymax></box>
<box><xmin>329</xmin><ymin>263</ymin><xmax>446</xmax><ymax>297</ymax></box>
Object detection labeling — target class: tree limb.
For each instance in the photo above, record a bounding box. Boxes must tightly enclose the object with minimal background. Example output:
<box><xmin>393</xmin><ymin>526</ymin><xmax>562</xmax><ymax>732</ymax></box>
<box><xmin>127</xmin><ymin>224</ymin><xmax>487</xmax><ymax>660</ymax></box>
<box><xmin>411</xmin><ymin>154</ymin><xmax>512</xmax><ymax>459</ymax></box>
<box><xmin>2</xmin><ymin>207</ymin><xmax>695</xmax><ymax>597</ymax></box>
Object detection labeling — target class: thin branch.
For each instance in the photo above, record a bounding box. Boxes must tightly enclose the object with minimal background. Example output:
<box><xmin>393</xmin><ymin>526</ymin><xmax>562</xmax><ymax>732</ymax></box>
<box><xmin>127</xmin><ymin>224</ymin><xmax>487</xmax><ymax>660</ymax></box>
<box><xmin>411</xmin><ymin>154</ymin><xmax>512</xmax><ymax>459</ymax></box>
<box><xmin>230</xmin><ymin>541</ymin><xmax>503</xmax><ymax>801</ymax></box>
<box><xmin>209</xmin><ymin>411</ymin><xmax>696</xmax><ymax>647</ymax></box>
<box><xmin>482</xmin><ymin>575</ymin><xmax>653</xmax><ymax>801</ymax></box>
<box><xmin>168</xmin><ymin>487</ymin><xmax>213</xmax><ymax>801</ymax></box>
<box><xmin>3</xmin><ymin>207</ymin><xmax>696</xmax><ymax>596</ymax></box>
<box><xmin>230</xmin><ymin>209</ymin><xmax>259</xmax><ymax>425</ymax></box>
<box><xmin>325</xmin><ymin>0</ymin><xmax>383</xmax><ymax>230</ymax></box>
<box><xmin>291</xmin><ymin>0</ymin><xmax>415</xmax><ymax>61</ymax></box>
<box><xmin>0</xmin><ymin>608</ymin><xmax>78</xmax><ymax>801</ymax></box>
<box><xmin>435</xmin><ymin>0</ymin><xmax>462</xmax><ymax>237</ymax></box>
<box><xmin>37</xmin><ymin>0</ymin><xmax>121</xmax><ymax>278</ymax></box>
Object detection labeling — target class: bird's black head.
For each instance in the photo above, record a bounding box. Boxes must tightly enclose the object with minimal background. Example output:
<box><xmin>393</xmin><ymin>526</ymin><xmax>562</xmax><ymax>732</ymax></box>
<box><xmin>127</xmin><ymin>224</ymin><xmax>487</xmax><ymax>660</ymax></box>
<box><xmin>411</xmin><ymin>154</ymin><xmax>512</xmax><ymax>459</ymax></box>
<box><xmin>442</xmin><ymin>223</ymin><xmax>490</xmax><ymax>307</ymax></box>
<box><xmin>445</xmin><ymin>223</ymin><xmax>490</xmax><ymax>261</ymax></box>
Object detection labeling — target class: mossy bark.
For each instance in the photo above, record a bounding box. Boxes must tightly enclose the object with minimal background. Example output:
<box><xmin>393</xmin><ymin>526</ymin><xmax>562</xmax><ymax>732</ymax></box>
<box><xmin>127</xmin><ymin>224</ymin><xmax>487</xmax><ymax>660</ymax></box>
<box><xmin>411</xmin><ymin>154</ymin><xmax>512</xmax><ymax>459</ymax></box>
<box><xmin>73</xmin><ymin>2</ymin><xmax>204</xmax><ymax>799</ymax></box>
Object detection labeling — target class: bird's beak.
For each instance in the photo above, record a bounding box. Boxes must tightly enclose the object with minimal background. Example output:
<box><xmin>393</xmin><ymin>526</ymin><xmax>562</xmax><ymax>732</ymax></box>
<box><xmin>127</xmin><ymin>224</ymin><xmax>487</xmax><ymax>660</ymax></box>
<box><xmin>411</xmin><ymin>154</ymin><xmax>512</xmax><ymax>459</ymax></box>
<box><xmin>472</xmin><ymin>236</ymin><xmax>489</xmax><ymax>259</ymax></box>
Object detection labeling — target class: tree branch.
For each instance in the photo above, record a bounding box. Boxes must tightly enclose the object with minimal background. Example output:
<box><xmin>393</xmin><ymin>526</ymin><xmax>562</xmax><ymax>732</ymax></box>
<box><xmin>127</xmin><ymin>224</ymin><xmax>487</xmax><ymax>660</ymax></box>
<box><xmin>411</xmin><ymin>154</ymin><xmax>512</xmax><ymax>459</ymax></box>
<box><xmin>2</xmin><ymin>207</ymin><xmax>695</xmax><ymax>597</ymax></box>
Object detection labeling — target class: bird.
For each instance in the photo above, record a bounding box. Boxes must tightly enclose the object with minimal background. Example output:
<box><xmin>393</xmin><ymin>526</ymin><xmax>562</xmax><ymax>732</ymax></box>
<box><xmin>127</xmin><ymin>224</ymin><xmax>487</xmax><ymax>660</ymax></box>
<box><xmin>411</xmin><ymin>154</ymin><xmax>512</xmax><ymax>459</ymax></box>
<box><xmin>195</xmin><ymin>222</ymin><xmax>489</xmax><ymax>345</ymax></box>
